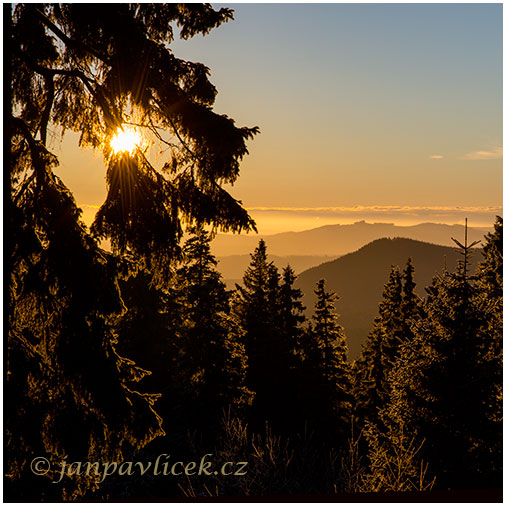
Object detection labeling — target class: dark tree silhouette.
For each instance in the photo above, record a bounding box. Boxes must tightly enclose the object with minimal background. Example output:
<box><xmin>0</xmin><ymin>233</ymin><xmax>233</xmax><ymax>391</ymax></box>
<box><xmin>113</xmin><ymin>270</ymin><xmax>180</xmax><ymax>393</ymax></box>
<box><xmin>174</xmin><ymin>229</ymin><xmax>253</xmax><ymax>431</ymax></box>
<box><xmin>353</xmin><ymin>260</ymin><xmax>422</xmax><ymax>425</ymax></box>
<box><xmin>300</xmin><ymin>279</ymin><xmax>352</xmax><ymax>435</ymax></box>
<box><xmin>8</xmin><ymin>4</ymin><xmax>257</xmax><ymax>500</ymax></box>
<box><xmin>11</xmin><ymin>3</ymin><xmax>258</xmax><ymax>279</ymax></box>
<box><xmin>233</xmin><ymin>240</ymin><xmax>305</xmax><ymax>429</ymax></box>
<box><xmin>278</xmin><ymin>265</ymin><xmax>306</xmax><ymax>364</ymax></box>
<box><xmin>382</xmin><ymin>224</ymin><xmax>502</xmax><ymax>489</ymax></box>
<box><xmin>233</xmin><ymin>240</ymin><xmax>280</xmax><ymax>424</ymax></box>
<box><xmin>478</xmin><ymin>216</ymin><xmax>503</xmax><ymax>299</ymax></box>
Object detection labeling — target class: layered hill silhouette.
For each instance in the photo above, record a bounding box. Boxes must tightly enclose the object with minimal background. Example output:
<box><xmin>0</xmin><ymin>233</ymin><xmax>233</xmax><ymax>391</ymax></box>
<box><xmin>211</xmin><ymin>221</ymin><xmax>491</xmax><ymax>257</ymax></box>
<box><xmin>217</xmin><ymin>254</ymin><xmax>336</xmax><ymax>283</ymax></box>
<box><xmin>295</xmin><ymin>237</ymin><xmax>482</xmax><ymax>359</ymax></box>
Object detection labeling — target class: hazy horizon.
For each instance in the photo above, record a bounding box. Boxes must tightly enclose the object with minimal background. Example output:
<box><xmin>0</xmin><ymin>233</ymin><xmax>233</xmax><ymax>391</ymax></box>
<box><xmin>10</xmin><ymin>5</ymin><xmax>502</xmax><ymax>500</ymax></box>
<box><xmin>222</xmin><ymin>206</ymin><xmax>501</xmax><ymax>235</ymax></box>
<box><xmin>51</xmin><ymin>3</ymin><xmax>502</xmax><ymax>238</ymax></box>
<box><xmin>75</xmin><ymin>198</ymin><xmax>500</xmax><ymax>236</ymax></box>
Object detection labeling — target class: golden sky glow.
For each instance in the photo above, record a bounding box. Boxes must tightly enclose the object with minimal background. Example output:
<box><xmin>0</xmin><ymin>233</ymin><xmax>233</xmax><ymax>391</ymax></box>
<box><xmin>51</xmin><ymin>5</ymin><xmax>502</xmax><ymax>235</ymax></box>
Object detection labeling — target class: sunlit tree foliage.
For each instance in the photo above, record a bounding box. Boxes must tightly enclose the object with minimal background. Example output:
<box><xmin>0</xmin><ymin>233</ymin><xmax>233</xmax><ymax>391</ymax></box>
<box><xmin>173</xmin><ymin>229</ymin><xmax>253</xmax><ymax>429</ymax></box>
<box><xmin>381</xmin><ymin>224</ymin><xmax>502</xmax><ymax>489</ymax></box>
<box><xmin>353</xmin><ymin>260</ymin><xmax>422</xmax><ymax>424</ymax></box>
<box><xmin>8</xmin><ymin>4</ymin><xmax>257</xmax><ymax>499</ymax></box>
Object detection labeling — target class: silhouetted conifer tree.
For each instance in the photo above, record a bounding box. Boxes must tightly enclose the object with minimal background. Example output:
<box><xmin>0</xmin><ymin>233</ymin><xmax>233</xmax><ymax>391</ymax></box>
<box><xmin>401</xmin><ymin>257</ymin><xmax>422</xmax><ymax>320</ymax></box>
<box><xmin>234</xmin><ymin>241</ymin><xmax>274</xmax><ymax>382</ymax></box>
<box><xmin>279</xmin><ymin>265</ymin><xmax>306</xmax><ymax>358</ymax></box>
<box><xmin>234</xmin><ymin>240</ymin><xmax>304</xmax><ymax>430</ymax></box>
<box><xmin>478</xmin><ymin>216</ymin><xmax>503</xmax><ymax>299</ymax></box>
<box><xmin>475</xmin><ymin>216</ymin><xmax>503</xmax><ymax>484</ymax></box>
<box><xmin>7</xmin><ymin>171</ymin><xmax>164</xmax><ymax>500</ymax></box>
<box><xmin>301</xmin><ymin>279</ymin><xmax>352</xmax><ymax>434</ymax></box>
<box><xmin>114</xmin><ymin>270</ymin><xmax>180</xmax><ymax>393</ymax></box>
<box><xmin>274</xmin><ymin>265</ymin><xmax>309</xmax><ymax>432</ymax></box>
<box><xmin>8</xmin><ymin>4</ymin><xmax>258</xmax><ymax>500</ymax></box>
<box><xmin>383</xmin><ymin>223</ymin><xmax>502</xmax><ymax>489</ymax></box>
<box><xmin>174</xmin><ymin>229</ymin><xmax>253</xmax><ymax>431</ymax></box>
<box><xmin>353</xmin><ymin>260</ymin><xmax>422</xmax><ymax>424</ymax></box>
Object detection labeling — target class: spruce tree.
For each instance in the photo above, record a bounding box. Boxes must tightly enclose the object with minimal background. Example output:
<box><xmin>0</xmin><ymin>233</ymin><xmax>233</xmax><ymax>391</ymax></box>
<box><xmin>384</xmin><ymin>223</ymin><xmax>502</xmax><ymax>489</ymax></box>
<box><xmin>8</xmin><ymin>4</ymin><xmax>258</xmax><ymax>499</ymax></box>
<box><xmin>353</xmin><ymin>260</ymin><xmax>422</xmax><ymax>425</ymax></box>
<box><xmin>114</xmin><ymin>269</ymin><xmax>180</xmax><ymax>393</ymax></box>
<box><xmin>175</xmin><ymin>229</ymin><xmax>252</xmax><ymax>430</ymax></box>
<box><xmin>275</xmin><ymin>265</ymin><xmax>308</xmax><ymax>432</ymax></box>
<box><xmin>233</xmin><ymin>240</ymin><xmax>302</xmax><ymax>429</ymax></box>
<box><xmin>476</xmin><ymin>216</ymin><xmax>503</xmax><ymax>485</ymax></box>
<box><xmin>401</xmin><ymin>257</ymin><xmax>422</xmax><ymax>321</ymax></box>
<box><xmin>7</xmin><ymin>176</ymin><xmax>164</xmax><ymax>500</ymax></box>
<box><xmin>478</xmin><ymin>216</ymin><xmax>503</xmax><ymax>299</ymax></box>
<box><xmin>234</xmin><ymin>240</ymin><xmax>274</xmax><ymax>376</ymax></box>
<box><xmin>303</xmin><ymin>279</ymin><xmax>352</xmax><ymax>433</ymax></box>
<box><xmin>354</xmin><ymin>266</ymin><xmax>403</xmax><ymax>423</ymax></box>
<box><xmin>278</xmin><ymin>265</ymin><xmax>306</xmax><ymax>360</ymax></box>
<box><xmin>234</xmin><ymin>240</ymin><xmax>274</xmax><ymax>392</ymax></box>
<box><xmin>476</xmin><ymin>216</ymin><xmax>502</xmax><ymax>376</ymax></box>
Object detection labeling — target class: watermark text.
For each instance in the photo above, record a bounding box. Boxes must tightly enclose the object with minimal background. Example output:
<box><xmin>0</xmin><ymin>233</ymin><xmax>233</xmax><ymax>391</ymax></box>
<box><xmin>30</xmin><ymin>454</ymin><xmax>248</xmax><ymax>483</ymax></box>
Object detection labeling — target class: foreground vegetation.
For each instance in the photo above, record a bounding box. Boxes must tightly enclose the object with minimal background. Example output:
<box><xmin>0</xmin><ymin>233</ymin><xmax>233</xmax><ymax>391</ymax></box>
<box><xmin>7</xmin><ymin>218</ymin><xmax>502</xmax><ymax>500</ymax></box>
<box><xmin>7</xmin><ymin>4</ymin><xmax>502</xmax><ymax>500</ymax></box>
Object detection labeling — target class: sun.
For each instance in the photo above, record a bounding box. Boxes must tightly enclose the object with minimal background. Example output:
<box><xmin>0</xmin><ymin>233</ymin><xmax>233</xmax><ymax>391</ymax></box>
<box><xmin>110</xmin><ymin>128</ymin><xmax>142</xmax><ymax>155</ymax></box>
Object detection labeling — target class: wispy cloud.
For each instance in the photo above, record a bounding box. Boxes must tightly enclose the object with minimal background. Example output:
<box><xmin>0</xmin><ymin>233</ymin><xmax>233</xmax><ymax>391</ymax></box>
<box><xmin>430</xmin><ymin>155</ymin><xmax>444</xmax><ymax>159</ymax></box>
<box><xmin>460</xmin><ymin>147</ymin><xmax>502</xmax><ymax>160</ymax></box>
<box><xmin>247</xmin><ymin>205</ymin><xmax>502</xmax><ymax>213</ymax></box>
<box><xmin>243</xmin><ymin>206</ymin><xmax>502</xmax><ymax>233</ymax></box>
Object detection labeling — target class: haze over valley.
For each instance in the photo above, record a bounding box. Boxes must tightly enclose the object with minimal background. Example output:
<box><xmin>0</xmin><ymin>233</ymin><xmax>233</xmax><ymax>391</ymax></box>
<box><xmin>294</xmin><ymin>237</ymin><xmax>482</xmax><ymax>358</ymax></box>
<box><xmin>215</xmin><ymin>220</ymin><xmax>492</xmax><ymax>281</ymax></box>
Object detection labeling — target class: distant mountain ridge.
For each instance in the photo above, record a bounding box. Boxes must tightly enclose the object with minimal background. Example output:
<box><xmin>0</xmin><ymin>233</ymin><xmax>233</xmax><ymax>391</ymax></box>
<box><xmin>211</xmin><ymin>221</ymin><xmax>491</xmax><ymax>257</ymax></box>
<box><xmin>217</xmin><ymin>254</ymin><xmax>336</xmax><ymax>282</ymax></box>
<box><xmin>295</xmin><ymin>237</ymin><xmax>483</xmax><ymax>359</ymax></box>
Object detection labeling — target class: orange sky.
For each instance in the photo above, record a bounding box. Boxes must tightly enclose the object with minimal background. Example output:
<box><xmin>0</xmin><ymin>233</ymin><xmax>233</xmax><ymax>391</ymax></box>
<box><xmin>50</xmin><ymin>4</ymin><xmax>502</xmax><ymax>235</ymax></box>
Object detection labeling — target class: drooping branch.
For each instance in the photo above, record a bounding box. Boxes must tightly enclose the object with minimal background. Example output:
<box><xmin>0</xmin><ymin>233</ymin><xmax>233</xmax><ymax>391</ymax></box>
<box><xmin>39</xmin><ymin>74</ymin><xmax>54</xmax><ymax>146</ymax></box>
<box><xmin>19</xmin><ymin>54</ymin><xmax>119</xmax><ymax>131</ymax></box>
<box><xmin>152</xmin><ymin>97</ymin><xmax>199</xmax><ymax>163</ymax></box>
<box><xmin>10</xmin><ymin>116</ymin><xmax>49</xmax><ymax>184</ymax></box>
<box><xmin>13</xmin><ymin>171</ymin><xmax>36</xmax><ymax>206</ymax></box>
<box><xmin>33</xmin><ymin>7</ymin><xmax>111</xmax><ymax>66</ymax></box>
<box><xmin>145</xmin><ymin>117</ymin><xmax>180</xmax><ymax>150</ymax></box>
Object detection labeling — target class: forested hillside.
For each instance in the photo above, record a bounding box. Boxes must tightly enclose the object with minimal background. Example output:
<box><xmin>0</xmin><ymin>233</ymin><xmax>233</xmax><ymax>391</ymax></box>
<box><xmin>296</xmin><ymin>237</ymin><xmax>481</xmax><ymax>357</ymax></box>
<box><xmin>217</xmin><ymin>254</ymin><xmax>336</xmax><ymax>287</ymax></box>
<box><xmin>211</xmin><ymin>221</ymin><xmax>490</xmax><ymax>257</ymax></box>
<box><xmin>7</xmin><ymin>3</ymin><xmax>502</xmax><ymax>502</ymax></box>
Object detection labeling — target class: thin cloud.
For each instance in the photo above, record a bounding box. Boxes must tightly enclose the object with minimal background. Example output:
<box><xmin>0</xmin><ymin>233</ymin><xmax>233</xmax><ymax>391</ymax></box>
<box><xmin>460</xmin><ymin>147</ymin><xmax>502</xmax><ymax>160</ymax></box>
<box><xmin>247</xmin><ymin>205</ymin><xmax>502</xmax><ymax>213</ymax></box>
<box><xmin>430</xmin><ymin>155</ymin><xmax>444</xmax><ymax>159</ymax></box>
<box><xmin>243</xmin><ymin>206</ymin><xmax>502</xmax><ymax>233</ymax></box>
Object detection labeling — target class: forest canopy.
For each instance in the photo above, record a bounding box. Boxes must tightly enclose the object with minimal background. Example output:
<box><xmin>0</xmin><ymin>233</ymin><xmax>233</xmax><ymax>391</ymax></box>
<box><xmin>10</xmin><ymin>3</ymin><xmax>259</xmax><ymax>275</ymax></box>
<box><xmin>7</xmin><ymin>4</ymin><xmax>259</xmax><ymax>500</ymax></box>
<box><xmin>6</xmin><ymin>3</ymin><xmax>503</xmax><ymax>502</ymax></box>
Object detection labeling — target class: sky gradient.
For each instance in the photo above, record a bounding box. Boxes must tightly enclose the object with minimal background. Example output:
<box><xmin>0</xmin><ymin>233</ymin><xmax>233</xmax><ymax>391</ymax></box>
<box><xmin>52</xmin><ymin>3</ymin><xmax>503</xmax><ymax>234</ymax></box>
